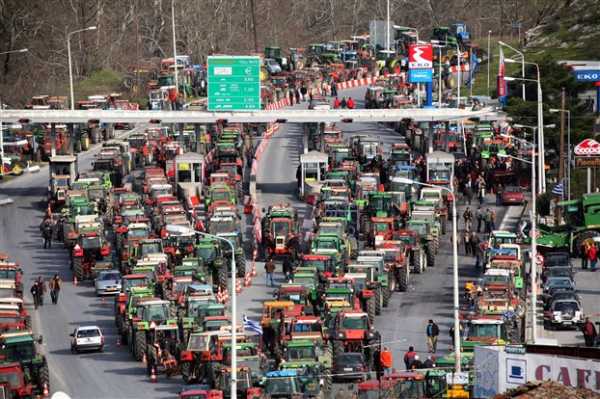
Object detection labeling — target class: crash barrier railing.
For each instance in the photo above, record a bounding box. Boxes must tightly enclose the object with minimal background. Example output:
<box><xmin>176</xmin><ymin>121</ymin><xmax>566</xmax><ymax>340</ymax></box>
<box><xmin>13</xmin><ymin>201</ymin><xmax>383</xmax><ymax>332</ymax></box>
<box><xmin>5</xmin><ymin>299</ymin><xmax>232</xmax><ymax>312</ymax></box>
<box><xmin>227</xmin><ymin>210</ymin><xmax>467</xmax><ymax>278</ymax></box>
<box><xmin>335</xmin><ymin>77</ymin><xmax>375</xmax><ymax>91</ymax></box>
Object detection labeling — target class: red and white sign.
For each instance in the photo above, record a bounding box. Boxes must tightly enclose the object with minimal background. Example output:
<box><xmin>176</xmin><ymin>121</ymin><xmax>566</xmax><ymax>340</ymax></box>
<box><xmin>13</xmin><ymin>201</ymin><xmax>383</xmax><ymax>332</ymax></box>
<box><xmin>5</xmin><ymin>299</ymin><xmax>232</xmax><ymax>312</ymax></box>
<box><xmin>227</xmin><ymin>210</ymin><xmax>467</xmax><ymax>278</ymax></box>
<box><xmin>574</xmin><ymin>138</ymin><xmax>600</xmax><ymax>156</ymax></box>
<box><xmin>408</xmin><ymin>44</ymin><xmax>433</xmax><ymax>69</ymax></box>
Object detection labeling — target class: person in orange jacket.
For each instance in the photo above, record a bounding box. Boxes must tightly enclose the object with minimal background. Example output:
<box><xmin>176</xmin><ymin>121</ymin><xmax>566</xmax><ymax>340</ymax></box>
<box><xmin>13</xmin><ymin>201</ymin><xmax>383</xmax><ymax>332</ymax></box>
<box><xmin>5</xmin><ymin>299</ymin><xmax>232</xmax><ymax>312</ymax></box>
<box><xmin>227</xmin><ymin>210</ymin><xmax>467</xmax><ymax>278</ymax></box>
<box><xmin>333</xmin><ymin>97</ymin><xmax>341</xmax><ymax>109</ymax></box>
<box><xmin>380</xmin><ymin>347</ymin><xmax>393</xmax><ymax>375</ymax></box>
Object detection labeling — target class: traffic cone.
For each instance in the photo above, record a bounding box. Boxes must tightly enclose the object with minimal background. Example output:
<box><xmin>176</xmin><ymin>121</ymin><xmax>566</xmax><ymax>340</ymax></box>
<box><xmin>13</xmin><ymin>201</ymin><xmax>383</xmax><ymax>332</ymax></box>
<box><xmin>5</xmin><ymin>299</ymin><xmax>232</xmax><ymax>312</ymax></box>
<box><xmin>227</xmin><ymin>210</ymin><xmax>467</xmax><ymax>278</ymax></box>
<box><xmin>73</xmin><ymin>275</ymin><xmax>78</xmax><ymax>286</ymax></box>
<box><xmin>43</xmin><ymin>383</ymin><xmax>49</xmax><ymax>397</ymax></box>
<box><xmin>251</xmin><ymin>261</ymin><xmax>257</xmax><ymax>277</ymax></box>
<box><xmin>150</xmin><ymin>366</ymin><xmax>157</xmax><ymax>383</ymax></box>
<box><xmin>142</xmin><ymin>352</ymin><xmax>147</xmax><ymax>365</ymax></box>
<box><xmin>244</xmin><ymin>274</ymin><xmax>251</xmax><ymax>287</ymax></box>
<box><xmin>236</xmin><ymin>279</ymin><xmax>242</xmax><ymax>293</ymax></box>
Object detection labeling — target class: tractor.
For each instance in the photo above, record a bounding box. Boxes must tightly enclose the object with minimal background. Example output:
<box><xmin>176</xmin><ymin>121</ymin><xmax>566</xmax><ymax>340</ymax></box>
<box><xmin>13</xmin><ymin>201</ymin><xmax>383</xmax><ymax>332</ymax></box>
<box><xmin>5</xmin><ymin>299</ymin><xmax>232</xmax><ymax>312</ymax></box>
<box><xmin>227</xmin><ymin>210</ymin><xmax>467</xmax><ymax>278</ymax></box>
<box><xmin>127</xmin><ymin>299</ymin><xmax>174</xmax><ymax>361</ymax></box>
<box><xmin>260</xmin><ymin>205</ymin><xmax>300</xmax><ymax>260</ymax></box>
<box><xmin>406</xmin><ymin>217</ymin><xmax>438</xmax><ymax>267</ymax></box>
<box><xmin>48</xmin><ymin>155</ymin><xmax>78</xmax><ymax>211</ymax></box>
<box><xmin>114</xmin><ymin>286</ymin><xmax>155</xmax><ymax>345</ymax></box>
<box><xmin>329</xmin><ymin>311</ymin><xmax>378</xmax><ymax>367</ymax></box>
<box><xmin>0</xmin><ymin>362</ymin><xmax>33</xmax><ymax>399</ymax></box>
<box><xmin>195</xmin><ymin>238</ymin><xmax>228</xmax><ymax>291</ymax></box>
<box><xmin>0</xmin><ymin>331</ymin><xmax>49</xmax><ymax>397</ymax></box>
<box><xmin>71</xmin><ymin>216</ymin><xmax>113</xmax><ymax>281</ymax></box>
<box><xmin>207</xmin><ymin>214</ymin><xmax>246</xmax><ymax>278</ymax></box>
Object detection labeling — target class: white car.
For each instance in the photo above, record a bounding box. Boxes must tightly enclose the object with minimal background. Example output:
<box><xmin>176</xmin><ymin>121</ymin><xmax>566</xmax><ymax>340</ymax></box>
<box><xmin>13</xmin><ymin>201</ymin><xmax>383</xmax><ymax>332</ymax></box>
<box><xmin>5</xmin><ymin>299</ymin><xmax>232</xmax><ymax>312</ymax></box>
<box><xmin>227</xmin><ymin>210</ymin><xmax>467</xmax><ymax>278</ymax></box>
<box><xmin>70</xmin><ymin>325</ymin><xmax>104</xmax><ymax>353</ymax></box>
<box><xmin>94</xmin><ymin>270</ymin><xmax>122</xmax><ymax>296</ymax></box>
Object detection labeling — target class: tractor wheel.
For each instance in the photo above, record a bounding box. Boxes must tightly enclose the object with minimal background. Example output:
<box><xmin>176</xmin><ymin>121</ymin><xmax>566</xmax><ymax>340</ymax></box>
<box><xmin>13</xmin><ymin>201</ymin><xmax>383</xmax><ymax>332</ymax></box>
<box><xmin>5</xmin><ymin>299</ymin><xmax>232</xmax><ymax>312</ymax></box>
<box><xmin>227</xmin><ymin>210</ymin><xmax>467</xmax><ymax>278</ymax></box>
<box><xmin>134</xmin><ymin>330</ymin><xmax>146</xmax><ymax>362</ymax></box>
<box><xmin>217</xmin><ymin>262</ymin><xmax>227</xmax><ymax>292</ymax></box>
<box><xmin>181</xmin><ymin>362</ymin><xmax>193</xmax><ymax>384</ymax></box>
<box><xmin>575</xmin><ymin>230</ymin><xmax>600</xmax><ymax>257</ymax></box>
<box><xmin>375</xmin><ymin>288</ymin><xmax>382</xmax><ymax>315</ymax></box>
<box><xmin>389</xmin><ymin>272</ymin><xmax>397</xmax><ymax>292</ymax></box>
<box><xmin>366</xmin><ymin>297</ymin><xmax>375</xmax><ymax>324</ymax></box>
<box><xmin>399</xmin><ymin>267</ymin><xmax>409</xmax><ymax>292</ymax></box>
<box><xmin>73</xmin><ymin>257</ymin><xmax>83</xmax><ymax>281</ymax></box>
<box><xmin>383</xmin><ymin>284</ymin><xmax>391</xmax><ymax>307</ymax></box>
<box><xmin>322</xmin><ymin>368</ymin><xmax>332</xmax><ymax>393</ymax></box>
<box><xmin>426</xmin><ymin>243</ymin><xmax>435</xmax><ymax>267</ymax></box>
<box><xmin>25</xmin><ymin>315</ymin><xmax>31</xmax><ymax>330</ymax></box>
<box><xmin>332</xmin><ymin>340</ymin><xmax>344</xmax><ymax>359</ymax></box>
<box><xmin>236</xmin><ymin>251</ymin><xmax>246</xmax><ymax>278</ymax></box>
<box><xmin>414</xmin><ymin>251</ymin><xmax>424</xmax><ymax>274</ymax></box>
<box><xmin>39</xmin><ymin>362</ymin><xmax>50</xmax><ymax>394</ymax></box>
<box><xmin>433</xmin><ymin>236</ymin><xmax>440</xmax><ymax>254</ymax></box>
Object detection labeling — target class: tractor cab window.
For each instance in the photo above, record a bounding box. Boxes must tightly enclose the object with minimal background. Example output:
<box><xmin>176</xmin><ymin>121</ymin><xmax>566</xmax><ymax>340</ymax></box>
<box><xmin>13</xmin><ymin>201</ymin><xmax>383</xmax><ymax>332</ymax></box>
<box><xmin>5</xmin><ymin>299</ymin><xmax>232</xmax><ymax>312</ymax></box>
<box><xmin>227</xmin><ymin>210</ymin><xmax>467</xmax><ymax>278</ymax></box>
<box><xmin>128</xmin><ymin>228</ymin><xmax>148</xmax><ymax>239</ymax></box>
<box><xmin>287</xmin><ymin>345</ymin><xmax>316</xmax><ymax>360</ymax></box>
<box><xmin>396</xmin><ymin>379</ymin><xmax>425</xmax><ymax>398</ymax></box>
<box><xmin>266</xmin><ymin>377</ymin><xmax>297</xmax><ymax>395</ymax></box>
<box><xmin>3</xmin><ymin>342</ymin><xmax>34</xmax><ymax>362</ymax></box>
<box><xmin>0</xmin><ymin>270</ymin><xmax>16</xmax><ymax>280</ymax></box>
<box><xmin>467</xmin><ymin>323</ymin><xmax>504</xmax><ymax>339</ymax></box>
<box><xmin>316</xmin><ymin>239</ymin><xmax>337</xmax><ymax>250</ymax></box>
<box><xmin>341</xmin><ymin>316</ymin><xmax>367</xmax><ymax>330</ymax></box>
<box><xmin>272</xmin><ymin>221</ymin><xmax>290</xmax><ymax>237</ymax></box>
<box><xmin>140</xmin><ymin>303</ymin><xmax>169</xmax><ymax>322</ymax></box>
<box><xmin>141</xmin><ymin>243</ymin><xmax>162</xmax><ymax>257</ymax></box>
<box><xmin>196</xmin><ymin>245</ymin><xmax>216</xmax><ymax>262</ymax></box>
<box><xmin>186</xmin><ymin>334</ymin><xmax>206</xmax><ymax>351</ymax></box>
<box><xmin>81</xmin><ymin>236</ymin><xmax>101</xmax><ymax>249</ymax></box>
<box><xmin>375</xmin><ymin>222</ymin><xmax>389</xmax><ymax>232</ymax></box>
<box><xmin>0</xmin><ymin>371</ymin><xmax>20</xmax><ymax>389</ymax></box>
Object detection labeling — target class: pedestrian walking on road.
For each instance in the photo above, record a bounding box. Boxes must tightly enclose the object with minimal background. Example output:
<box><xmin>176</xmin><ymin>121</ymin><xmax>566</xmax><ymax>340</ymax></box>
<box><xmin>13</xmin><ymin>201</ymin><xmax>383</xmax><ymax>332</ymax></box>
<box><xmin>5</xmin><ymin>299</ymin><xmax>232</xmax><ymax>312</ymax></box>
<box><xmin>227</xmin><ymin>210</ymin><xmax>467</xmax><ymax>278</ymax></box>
<box><xmin>463</xmin><ymin>207</ymin><xmax>472</xmax><ymax>231</ymax></box>
<box><xmin>40</xmin><ymin>218</ymin><xmax>53</xmax><ymax>249</ymax></box>
<box><xmin>265</xmin><ymin>258</ymin><xmax>275</xmax><ymax>287</ymax></box>
<box><xmin>403</xmin><ymin>346</ymin><xmax>417</xmax><ymax>370</ymax></box>
<box><xmin>340</xmin><ymin>97</ymin><xmax>347</xmax><ymax>109</ymax></box>
<box><xmin>589</xmin><ymin>243</ymin><xmax>598</xmax><ymax>271</ymax></box>
<box><xmin>30</xmin><ymin>283</ymin><xmax>40</xmax><ymax>310</ymax></box>
<box><xmin>463</xmin><ymin>231</ymin><xmax>471</xmax><ymax>255</ymax></box>
<box><xmin>476</xmin><ymin>206</ymin><xmax>483</xmax><ymax>233</ymax></box>
<box><xmin>470</xmin><ymin>232</ymin><xmax>479</xmax><ymax>258</ymax></box>
<box><xmin>583</xmin><ymin>317</ymin><xmax>597</xmax><ymax>347</ymax></box>
<box><xmin>380</xmin><ymin>347</ymin><xmax>393</xmax><ymax>375</ymax></box>
<box><xmin>490</xmin><ymin>209</ymin><xmax>497</xmax><ymax>231</ymax></box>
<box><xmin>283</xmin><ymin>256</ymin><xmax>293</xmax><ymax>283</ymax></box>
<box><xmin>426</xmin><ymin>320</ymin><xmax>440</xmax><ymax>353</ymax></box>
<box><xmin>582</xmin><ymin>241</ymin><xmax>590</xmax><ymax>269</ymax></box>
<box><xmin>49</xmin><ymin>274</ymin><xmax>61</xmax><ymax>304</ymax></box>
<box><xmin>35</xmin><ymin>277</ymin><xmax>45</xmax><ymax>306</ymax></box>
<box><xmin>484</xmin><ymin>208</ymin><xmax>492</xmax><ymax>234</ymax></box>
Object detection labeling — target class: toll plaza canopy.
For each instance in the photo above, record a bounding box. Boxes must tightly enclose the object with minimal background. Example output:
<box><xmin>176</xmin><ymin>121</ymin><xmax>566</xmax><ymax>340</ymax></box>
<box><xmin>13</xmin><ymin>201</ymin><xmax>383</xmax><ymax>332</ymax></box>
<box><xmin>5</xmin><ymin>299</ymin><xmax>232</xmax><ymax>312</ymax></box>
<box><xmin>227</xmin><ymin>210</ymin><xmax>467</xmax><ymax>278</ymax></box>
<box><xmin>1</xmin><ymin>107</ymin><xmax>496</xmax><ymax>124</ymax></box>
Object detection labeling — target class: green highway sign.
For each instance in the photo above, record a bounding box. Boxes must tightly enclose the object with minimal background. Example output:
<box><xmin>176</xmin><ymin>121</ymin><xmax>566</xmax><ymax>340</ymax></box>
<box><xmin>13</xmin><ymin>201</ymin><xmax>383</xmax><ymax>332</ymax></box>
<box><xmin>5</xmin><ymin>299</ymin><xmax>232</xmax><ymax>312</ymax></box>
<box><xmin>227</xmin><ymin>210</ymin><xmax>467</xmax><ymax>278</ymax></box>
<box><xmin>207</xmin><ymin>56</ymin><xmax>261</xmax><ymax>111</ymax></box>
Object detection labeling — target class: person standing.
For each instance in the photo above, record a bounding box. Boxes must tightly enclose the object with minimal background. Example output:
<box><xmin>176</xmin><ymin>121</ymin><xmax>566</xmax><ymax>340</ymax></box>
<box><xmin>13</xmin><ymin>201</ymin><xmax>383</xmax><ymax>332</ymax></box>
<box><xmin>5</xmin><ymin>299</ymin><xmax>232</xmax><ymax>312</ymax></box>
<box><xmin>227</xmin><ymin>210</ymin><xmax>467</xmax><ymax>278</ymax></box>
<box><xmin>30</xmin><ymin>282</ymin><xmax>40</xmax><ymax>310</ymax></box>
<box><xmin>380</xmin><ymin>347</ymin><xmax>393</xmax><ymax>375</ymax></box>
<box><xmin>403</xmin><ymin>346</ymin><xmax>417</xmax><ymax>369</ymax></box>
<box><xmin>426</xmin><ymin>320</ymin><xmax>440</xmax><ymax>353</ymax></box>
<box><xmin>582</xmin><ymin>242</ymin><xmax>590</xmax><ymax>270</ymax></box>
<box><xmin>463</xmin><ymin>207</ymin><xmax>472</xmax><ymax>232</ymax></box>
<box><xmin>490</xmin><ymin>208</ymin><xmax>497</xmax><ymax>231</ymax></box>
<box><xmin>582</xmin><ymin>317</ymin><xmax>597</xmax><ymax>346</ymax></box>
<box><xmin>476</xmin><ymin>206</ymin><xmax>483</xmax><ymax>233</ymax></box>
<box><xmin>470</xmin><ymin>232</ymin><xmax>479</xmax><ymax>259</ymax></box>
<box><xmin>340</xmin><ymin>97</ymin><xmax>347</xmax><ymax>109</ymax></box>
<box><xmin>331</xmin><ymin>81</ymin><xmax>338</xmax><ymax>97</ymax></box>
<box><xmin>347</xmin><ymin>97</ymin><xmax>355</xmax><ymax>109</ymax></box>
<box><xmin>40</xmin><ymin>218</ymin><xmax>53</xmax><ymax>249</ymax></box>
<box><xmin>49</xmin><ymin>274</ymin><xmax>61</xmax><ymax>304</ymax></box>
<box><xmin>36</xmin><ymin>277</ymin><xmax>45</xmax><ymax>306</ymax></box>
<box><xmin>589</xmin><ymin>243</ymin><xmax>598</xmax><ymax>271</ymax></box>
<box><xmin>463</xmin><ymin>231</ymin><xmax>471</xmax><ymax>255</ymax></box>
<box><xmin>265</xmin><ymin>257</ymin><xmax>275</xmax><ymax>287</ymax></box>
<box><xmin>423</xmin><ymin>355</ymin><xmax>436</xmax><ymax>369</ymax></box>
<box><xmin>282</xmin><ymin>256</ymin><xmax>293</xmax><ymax>283</ymax></box>
<box><xmin>484</xmin><ymin>209</ymin><xmax>492</xmax><ymax>234</ymax></box>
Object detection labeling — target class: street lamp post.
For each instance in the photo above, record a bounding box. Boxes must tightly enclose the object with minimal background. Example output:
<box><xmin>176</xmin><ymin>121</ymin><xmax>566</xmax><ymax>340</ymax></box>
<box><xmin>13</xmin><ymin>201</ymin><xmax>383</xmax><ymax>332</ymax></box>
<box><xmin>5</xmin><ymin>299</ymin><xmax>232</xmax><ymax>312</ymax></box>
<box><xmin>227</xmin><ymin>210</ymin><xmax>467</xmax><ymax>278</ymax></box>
<box><xmin>396</xmin><ymin>177</ymin><xmax>461</xmax><ymax>372</ymax></box>
<box><xmin>386</xmin><ymin>0</ymin><xmax>390</xmax><ymax>55</ymax></box>
<box><xmin>194</xmin><ymin>230</ymin><xmax>237</xmax><ymax>396</ymax></box>
<box><xmin>0</xmin><ymin>48</ymin><xmax>29</xmax><ymax>178</ymax></box>
<box><xmin>505</xmin><ymin>74</ymin><xmax>546</xmax><ymax>193</ymax></box>
<box><xmin>431</xmin><ymin>40</ymin><xmax>460</xmax><ymax>108</ymax></box>
<box><xmin>393</xmin><ymin>25</ymin><xmax>419</xmax><ymax>42</ymax></box>
<box><xmin>499</xmin><ymin>41</ymin><xmax>525</xmax><ymax>101</ymax></box>
<box><xmin>550</xmin><ymin>108</ymin><xmax>571</xmax><ymax>200</ymax></box>
<box><xmin>432</xmin><ymin>43</ymin><xmax>444</xmax><ymax>108</ymax></box>
<box><xmin>171</xmin><ymin>0</ymin><xmax>180</xmax><ymax>103</ymax></box>
<box><xmin>68</xmin><ymin>26</ymin><xmax>97</xmax><ymax>110</ymax></box>
<box><xmin>487</xmin><ymin>30</ymin><xmax>492</xmax><ymax>97</ymax></box>
<box><xmin>498</xmin><ymin>149</ymin><xmax>537</xmax><ymax>343</ymax></box>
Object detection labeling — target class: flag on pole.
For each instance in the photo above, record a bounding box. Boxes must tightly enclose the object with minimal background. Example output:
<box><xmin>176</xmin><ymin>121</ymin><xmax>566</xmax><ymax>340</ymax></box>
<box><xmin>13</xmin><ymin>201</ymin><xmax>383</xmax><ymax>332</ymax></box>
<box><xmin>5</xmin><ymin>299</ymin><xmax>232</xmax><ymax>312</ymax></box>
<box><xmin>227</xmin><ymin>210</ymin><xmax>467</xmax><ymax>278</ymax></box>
<box><xmin>552</xmin><ymin>180</ymin><xmax>564</xmax><ymax>197</ymax></box>
<box><xmin>243</xmin><ymin>314</ymin><xmax>263</xmax><ymax>335</ymax></box>
<box><xmin>497</xmin><ymin>47</ymin><xmax>508</xmax><ymax>106</ymax></box>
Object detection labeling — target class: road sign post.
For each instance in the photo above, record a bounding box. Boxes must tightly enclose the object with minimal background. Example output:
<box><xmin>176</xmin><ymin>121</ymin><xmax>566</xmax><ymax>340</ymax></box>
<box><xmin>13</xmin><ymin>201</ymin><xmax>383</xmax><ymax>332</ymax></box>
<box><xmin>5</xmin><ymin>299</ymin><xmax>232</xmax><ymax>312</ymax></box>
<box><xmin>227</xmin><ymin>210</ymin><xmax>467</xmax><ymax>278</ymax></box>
<box><xmin>408</xmin><ymin>44</ymin><xmax>434</xmax><ymax>106</ymax></box>
<box><xmin>208</xmin><ymin>56</ymin><xmax>261</xmax><ymax>111</ymax></box>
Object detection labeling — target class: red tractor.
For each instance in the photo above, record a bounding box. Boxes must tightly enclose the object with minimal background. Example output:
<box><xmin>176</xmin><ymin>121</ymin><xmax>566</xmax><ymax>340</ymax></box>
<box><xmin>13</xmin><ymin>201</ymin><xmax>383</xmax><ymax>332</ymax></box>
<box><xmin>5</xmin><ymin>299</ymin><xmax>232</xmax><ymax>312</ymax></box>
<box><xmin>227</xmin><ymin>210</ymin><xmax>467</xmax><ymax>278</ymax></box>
<box><xmin>329</xmin><ymin>310</ymin><xmax>379</xmax><ymax>366</ymax></box>
<box><xmin>0</xmin><ymin>362</ymin><xmax>33</xmax><ymax>398</ymax></box>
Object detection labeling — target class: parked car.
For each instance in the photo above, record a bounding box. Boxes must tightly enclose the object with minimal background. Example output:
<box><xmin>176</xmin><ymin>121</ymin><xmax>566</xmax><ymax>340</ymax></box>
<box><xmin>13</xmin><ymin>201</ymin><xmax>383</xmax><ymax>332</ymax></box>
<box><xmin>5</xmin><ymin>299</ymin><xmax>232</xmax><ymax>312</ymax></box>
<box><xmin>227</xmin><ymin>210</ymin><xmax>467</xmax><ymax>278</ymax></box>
<box><xmin>544</xmin><ymin>298</ymin><xmax>584</xmax><ymax>330</ymax></box>
<box><xmin>94</xmin><ymin>270</ymin><xmax>122</xmax><ymax>296</ymax></box>
<box><xmin>332</xmin><ymin>352</ymin><xmax>367</xmax><ymax>382</ymax></box>
<box><xmin>542</xmin><ymin>266</ymin><xmax>574</xmax><ymax>283</ymax></box>
<box><xmin>70</xmin><ymin>325</ymin><xmax>104</xmax><ymax>353</ymax></box>
<box><xmin>501</xmin><ymin>186</ymin><xmax>525</xmax><ymax>205</ymax></box>
<box><xmin>543</xmin><ymin>276</ymin><xmax>576</xmax><ymax>299</ymax></box>
<box><xmin>543</xmin><ymin>291</ymin><xmax>581</xmax><ymax>311</ymax></box>
<box><xmin>543</xmin><ymin>251</ymin><xmax>571</xmax><ymax>268</ymax></box>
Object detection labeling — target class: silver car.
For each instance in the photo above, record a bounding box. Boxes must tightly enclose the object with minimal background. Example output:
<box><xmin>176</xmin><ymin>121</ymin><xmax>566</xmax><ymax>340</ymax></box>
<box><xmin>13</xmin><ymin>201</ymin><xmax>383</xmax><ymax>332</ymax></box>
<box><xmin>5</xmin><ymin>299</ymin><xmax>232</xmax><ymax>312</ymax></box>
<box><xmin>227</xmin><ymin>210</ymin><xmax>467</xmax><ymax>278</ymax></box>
<box><xmin>94</xmin><ymin>270</ymin><xmax>122</xmax><ymax>295</ymax></box>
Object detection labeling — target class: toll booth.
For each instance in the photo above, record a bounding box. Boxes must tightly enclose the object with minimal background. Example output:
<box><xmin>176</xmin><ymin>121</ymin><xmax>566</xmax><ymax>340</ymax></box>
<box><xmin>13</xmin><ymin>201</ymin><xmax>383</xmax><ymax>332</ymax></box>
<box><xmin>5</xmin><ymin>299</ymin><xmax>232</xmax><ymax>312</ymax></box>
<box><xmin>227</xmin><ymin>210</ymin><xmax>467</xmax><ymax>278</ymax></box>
<box><xmin>300</xmin><ymin>151</ymin><xmax>328</xmax><ymax>203</ymax></box>
<box><xmin>174</xmin><ymin>152</ymin><xmax>205</xmax><ymax>211</ymax></box>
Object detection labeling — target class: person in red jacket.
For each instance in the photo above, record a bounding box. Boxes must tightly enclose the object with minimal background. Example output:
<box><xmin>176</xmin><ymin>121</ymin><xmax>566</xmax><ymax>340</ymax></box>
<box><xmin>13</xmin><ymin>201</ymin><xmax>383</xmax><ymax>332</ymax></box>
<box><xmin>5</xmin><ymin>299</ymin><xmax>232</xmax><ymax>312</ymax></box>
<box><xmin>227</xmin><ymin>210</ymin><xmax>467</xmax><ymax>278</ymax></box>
<box><xmin>347</xmin><ymin>97</ymin><xmax>355</xmax><ymax>109</ymax></box>
<box><xmin>333</xmin><ymin>97</ymin><xmax>341</xmax><ymax>109</ymax></box>
<box><xmin>588</xmin><ymin>243</ymin><xmax>598</xmax><ymax>271</ymax></box>
<box><xmin>403</xmin><ymin>346</ymin><xmax>416</xmax><ymax>369</ymax></box>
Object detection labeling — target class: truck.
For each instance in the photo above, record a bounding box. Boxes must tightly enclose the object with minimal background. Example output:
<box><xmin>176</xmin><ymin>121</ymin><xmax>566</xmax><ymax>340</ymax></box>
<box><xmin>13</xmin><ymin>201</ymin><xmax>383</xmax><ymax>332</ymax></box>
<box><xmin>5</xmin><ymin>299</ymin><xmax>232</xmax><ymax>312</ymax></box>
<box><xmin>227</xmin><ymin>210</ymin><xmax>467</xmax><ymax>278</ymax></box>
<box><xmin>48</xmin><ymin>155</ymin><xmax>78</xmax><ymax>210</ymax></box>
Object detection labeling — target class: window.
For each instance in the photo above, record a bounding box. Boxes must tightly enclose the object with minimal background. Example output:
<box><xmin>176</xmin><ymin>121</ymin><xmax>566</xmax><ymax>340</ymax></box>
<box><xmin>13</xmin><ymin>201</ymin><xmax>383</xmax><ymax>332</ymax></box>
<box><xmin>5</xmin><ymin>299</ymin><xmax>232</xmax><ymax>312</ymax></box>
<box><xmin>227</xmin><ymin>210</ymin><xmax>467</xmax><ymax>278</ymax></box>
<box><xmin>77</xmin><ymin>328</ymin><xmax>100</xmax><ymax>338</ymax></box>
<box><xmin>341</xmin><ymin>316</ymin><xmax>367</xmax><ymax>330</ymax></box>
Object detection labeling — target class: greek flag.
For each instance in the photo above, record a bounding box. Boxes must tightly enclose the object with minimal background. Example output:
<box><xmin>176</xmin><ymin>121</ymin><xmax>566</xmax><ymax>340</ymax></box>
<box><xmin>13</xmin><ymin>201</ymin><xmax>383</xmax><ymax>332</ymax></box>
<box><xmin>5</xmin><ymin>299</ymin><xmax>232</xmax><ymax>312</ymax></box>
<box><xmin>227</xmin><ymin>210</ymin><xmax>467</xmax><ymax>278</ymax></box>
<box><xmin>243</xmin><ymin>315</ymin><xmax>263</xmax><ymax>335</ymax></box>
<box><xmin>552</xmin><ymin>181</ymin><xmax>564</xmax><ymax>197</ymax></box>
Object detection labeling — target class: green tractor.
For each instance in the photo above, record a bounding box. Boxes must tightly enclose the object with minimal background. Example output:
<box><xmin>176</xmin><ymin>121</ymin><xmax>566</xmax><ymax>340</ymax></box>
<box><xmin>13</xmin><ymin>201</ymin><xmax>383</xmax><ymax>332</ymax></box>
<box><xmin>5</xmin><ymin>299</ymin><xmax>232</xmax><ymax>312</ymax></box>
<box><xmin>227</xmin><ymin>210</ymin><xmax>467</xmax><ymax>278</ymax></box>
<box><xmin>115</xmin><ymin>286</ymin><xmax>155</xmax><ymax>344</ymax></box>
<box><xmin>208</xmin><ymin>215</ymin><xmax>246</xmax><ymax>278</ymax></box>
<box><xmin>406</xmin><ymin>214</ymin><xmax>439</xmax><ymax>267</ymax></box>
<box><xmin>0</xmin><ymin>331</ymin><xmax>49</xmax><ymax>396</ymax></box>
<box><xmin>357</xmin><ymin>252</ymin><xmax>392</xmax><ymax>308</ymax></box>
<box><xmin>126</xmin><ymin>298</ymin><xmax>174</xmax><ymax>361</ymax></box>
<box><xmin>396</xmin><ymin>229</ymin><xmax>428</xmax><ymax>274</ymax></box>
<box><xmin>281</xmin><ymin>338</ymin><xmax>332</xmax><ymax>393</ymax></box>
<box><xmin>310</xmin><ymin>233</ymin><xmax>351</xmax><ymax>270</ymax></box>
<box><xmin>195</xmin><ymin>237</ymin><xmax>228</xmax><ymax>291</ymax></box>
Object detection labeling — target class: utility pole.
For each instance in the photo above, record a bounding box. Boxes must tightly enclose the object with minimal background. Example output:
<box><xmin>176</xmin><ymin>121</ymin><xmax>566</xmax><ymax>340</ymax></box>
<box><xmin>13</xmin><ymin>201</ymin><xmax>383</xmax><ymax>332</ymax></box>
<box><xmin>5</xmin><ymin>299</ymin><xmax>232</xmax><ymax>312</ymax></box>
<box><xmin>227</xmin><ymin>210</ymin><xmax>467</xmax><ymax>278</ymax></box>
<box><xmin>250</xmin><ymin>0</ymin><xmax>259</xmax><ymax>52</ymax></box>
<box><xmin>558</xmin><ymin>87</ymin><xmax>566</xmax><ymax>222</ymax></box>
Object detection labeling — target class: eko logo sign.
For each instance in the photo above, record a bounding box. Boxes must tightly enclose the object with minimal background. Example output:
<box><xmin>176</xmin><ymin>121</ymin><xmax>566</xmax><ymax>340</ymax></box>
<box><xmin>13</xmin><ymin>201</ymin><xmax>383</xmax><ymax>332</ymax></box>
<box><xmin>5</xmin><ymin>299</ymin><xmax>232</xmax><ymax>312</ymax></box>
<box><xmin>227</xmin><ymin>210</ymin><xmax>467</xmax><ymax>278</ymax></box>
<box><xmin>409</xmin><ymin>44</ymin><xmax>433</xmax><ymax>69</ymax></box>
<box><xmin>574</xmin><ymin>70</ymin><xmax>600</xmax><ymax>82</ymax></box>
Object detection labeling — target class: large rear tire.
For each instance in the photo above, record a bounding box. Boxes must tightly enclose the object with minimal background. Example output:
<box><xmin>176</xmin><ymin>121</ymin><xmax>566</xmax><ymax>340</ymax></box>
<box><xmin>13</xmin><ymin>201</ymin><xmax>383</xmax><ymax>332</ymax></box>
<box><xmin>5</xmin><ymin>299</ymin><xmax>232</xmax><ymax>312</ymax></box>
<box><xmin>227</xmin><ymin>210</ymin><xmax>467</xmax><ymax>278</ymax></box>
<box><xmin>426</xmin><ymin>243</ymin><xmax>435</xmax><ymax>267</ymax></box>
<box><xmin>399</xmin><ymin>267</ymin><xmax>409</xmax><ymax>291</ymax></box>
<box><xmin>382</xmin><ymin>284</ymin><xmax>391</xmax><ymax>307</ymax></box>
<box><xmin>134</xmin><ymin>330</ymin><xmax>146</xmax><ymax>362</ymax></box>
<box><xmin>366</xmin><ymin>296</ymin><xmax>375</xmax><ymax>325</ymax></box>
<box><xmin>236</xmin><ymin>251</ymin><xmax>246</xmax><ymax>278</ymax></box>
<box><xmin>375</xmin><ymin>288</ymin><xmax>382</xmax><ymax>315</ymax></box>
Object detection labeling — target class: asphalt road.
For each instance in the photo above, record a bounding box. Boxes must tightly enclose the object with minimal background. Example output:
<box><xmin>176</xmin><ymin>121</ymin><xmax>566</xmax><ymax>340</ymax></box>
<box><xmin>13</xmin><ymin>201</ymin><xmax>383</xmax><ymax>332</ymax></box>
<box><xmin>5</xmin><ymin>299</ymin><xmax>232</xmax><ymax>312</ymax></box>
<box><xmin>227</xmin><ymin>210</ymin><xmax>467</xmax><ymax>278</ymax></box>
<box><xmin>0</xmin><ymin>128</ymin><xmax>182</xmax><ymax>399</ymax></box>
